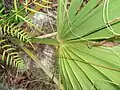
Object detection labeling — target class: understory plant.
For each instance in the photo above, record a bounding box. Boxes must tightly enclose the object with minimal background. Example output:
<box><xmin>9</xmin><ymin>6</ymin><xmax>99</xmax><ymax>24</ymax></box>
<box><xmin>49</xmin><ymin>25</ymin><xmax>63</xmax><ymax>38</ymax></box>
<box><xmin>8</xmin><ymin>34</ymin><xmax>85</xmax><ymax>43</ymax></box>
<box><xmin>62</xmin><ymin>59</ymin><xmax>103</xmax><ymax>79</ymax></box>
<box><xmin>0</xmin><ymin>0</ymin><xmax>59</xmax><ymax>86</ymax></box>
<box><xmin>0</xmin><ymin>0</ymin><xmax>53</xmax><ymax>74</ymax></box>
<box><xmin>1</xmin><ymin>0</ymin><xmax>120</xmax><ymax>90</ymax></box>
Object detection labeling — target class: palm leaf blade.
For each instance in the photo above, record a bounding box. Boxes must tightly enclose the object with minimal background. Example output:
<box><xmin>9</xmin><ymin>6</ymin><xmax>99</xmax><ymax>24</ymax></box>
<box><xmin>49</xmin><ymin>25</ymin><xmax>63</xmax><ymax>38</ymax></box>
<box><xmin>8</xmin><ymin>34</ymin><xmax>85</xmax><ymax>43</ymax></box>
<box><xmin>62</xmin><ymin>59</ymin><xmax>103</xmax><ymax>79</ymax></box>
<box><xmin>57</xmin><ymin>0</ymin><xmax>120</xmax><ymax>89</ymax></box>
<box><xmin>58</xmin><ymin>0</ymin><xmax>120</xmax><ymax>41</ymax></box>
<box><xmin>59</xmin><ymin>43</ymin><xmax>120</xmax><ymax>90</ymax></box>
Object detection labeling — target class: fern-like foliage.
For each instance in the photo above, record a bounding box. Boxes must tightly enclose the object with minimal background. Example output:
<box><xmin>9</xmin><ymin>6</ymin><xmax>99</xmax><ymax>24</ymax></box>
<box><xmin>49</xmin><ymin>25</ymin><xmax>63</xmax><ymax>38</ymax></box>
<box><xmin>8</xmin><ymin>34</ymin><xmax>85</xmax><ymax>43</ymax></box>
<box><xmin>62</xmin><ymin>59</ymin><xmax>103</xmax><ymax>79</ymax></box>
<box><xmin>0</xmin><ymin>23</ymin><xmax>31</xmax><ymax>43</ymax></box>
<box><xmin>0</xmin><ymin>0</ymin><xmax>50</xmax><ymax>69</ymax></box>
<box><xmin>0</xmin><ymin>22</ymin><xmax>33</xmax><ymax>69</ymax></box>
<box><xmin>0</xmin><ymin>39</ymin><xmax>24</xmax><ymax>69</ymax></box>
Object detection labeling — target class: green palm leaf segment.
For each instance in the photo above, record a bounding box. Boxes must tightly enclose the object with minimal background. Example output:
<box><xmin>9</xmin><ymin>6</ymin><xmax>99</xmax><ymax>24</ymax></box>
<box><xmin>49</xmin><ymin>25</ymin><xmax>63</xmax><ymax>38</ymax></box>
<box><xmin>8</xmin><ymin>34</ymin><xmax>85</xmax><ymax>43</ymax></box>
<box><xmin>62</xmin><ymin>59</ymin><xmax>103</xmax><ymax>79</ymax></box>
<box><xmin>57</xmin><ymin>0</ymin><xmax>120</xmax><ymax>41</ymax></box>
<box><xmin>57</xmin><ymin>0</ymin><xmax>120</xmax><ymax>90</ymax></box>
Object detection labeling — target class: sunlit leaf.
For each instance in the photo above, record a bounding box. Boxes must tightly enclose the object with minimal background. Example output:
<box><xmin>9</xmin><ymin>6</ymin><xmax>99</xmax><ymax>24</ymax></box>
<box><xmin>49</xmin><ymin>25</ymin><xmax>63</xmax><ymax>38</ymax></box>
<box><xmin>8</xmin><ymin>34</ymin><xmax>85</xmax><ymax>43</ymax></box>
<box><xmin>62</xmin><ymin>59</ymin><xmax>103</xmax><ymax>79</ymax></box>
<box><xmin>57</xmin><ymin>0</ymin><xmax>120</xmax><ymax>89</ymax></box>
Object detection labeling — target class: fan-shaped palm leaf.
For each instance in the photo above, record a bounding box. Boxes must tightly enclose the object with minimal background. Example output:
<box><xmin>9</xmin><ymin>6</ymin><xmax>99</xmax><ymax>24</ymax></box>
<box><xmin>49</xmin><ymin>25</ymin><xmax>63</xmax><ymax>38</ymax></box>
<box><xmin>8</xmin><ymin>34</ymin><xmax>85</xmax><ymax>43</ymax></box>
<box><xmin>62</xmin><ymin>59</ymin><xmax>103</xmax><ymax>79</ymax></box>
<box><xmin>57</xmin><ymin>0</ymin><xmax>120</xmax><ymax>90</ymax></box>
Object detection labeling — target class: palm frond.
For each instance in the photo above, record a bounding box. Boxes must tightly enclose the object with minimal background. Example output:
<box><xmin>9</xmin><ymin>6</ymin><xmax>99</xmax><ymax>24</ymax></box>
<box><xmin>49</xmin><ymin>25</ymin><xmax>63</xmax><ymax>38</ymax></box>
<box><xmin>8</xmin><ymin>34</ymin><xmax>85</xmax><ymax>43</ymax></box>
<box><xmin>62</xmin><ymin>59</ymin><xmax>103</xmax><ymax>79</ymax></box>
<box><xmin>57</xmin><ymin>0</ymin><xmax>120</xmax><ymax>90</ymax></box>
<box><xmin>58</xmin><ymin>0</ymin><xmax>120</xmax><ymax>41</ymax></box>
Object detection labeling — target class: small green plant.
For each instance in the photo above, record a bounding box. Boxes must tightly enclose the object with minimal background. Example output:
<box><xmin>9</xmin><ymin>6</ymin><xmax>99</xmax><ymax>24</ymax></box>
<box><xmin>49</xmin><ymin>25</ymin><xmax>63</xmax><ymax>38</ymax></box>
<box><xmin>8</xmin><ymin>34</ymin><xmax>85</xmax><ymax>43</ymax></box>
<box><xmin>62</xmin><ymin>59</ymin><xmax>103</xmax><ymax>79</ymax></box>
<box><xmin>0</xmin><ymin>0</ymin><xmax>50</xmax><ymax>69</ymax></box>
<box><xmin>0</xmin><ymin>0</ymin><xmax>28</xmax><ymax>69</ymax></box>
<box><xmin>0</xmin><ymin>0</ymin><xmax>59</xmax><ymax>87</ymax></box>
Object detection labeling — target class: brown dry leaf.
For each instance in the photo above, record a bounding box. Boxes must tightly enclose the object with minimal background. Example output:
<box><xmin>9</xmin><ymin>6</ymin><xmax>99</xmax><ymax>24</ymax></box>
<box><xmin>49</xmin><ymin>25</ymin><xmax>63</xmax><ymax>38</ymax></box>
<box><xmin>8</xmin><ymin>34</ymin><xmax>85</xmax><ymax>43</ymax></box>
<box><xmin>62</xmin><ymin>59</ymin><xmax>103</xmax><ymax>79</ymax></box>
<box><xmin>89</xmin><ymin>40</ymin><xmax>120</xmax><ymax>48</ymax></box>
